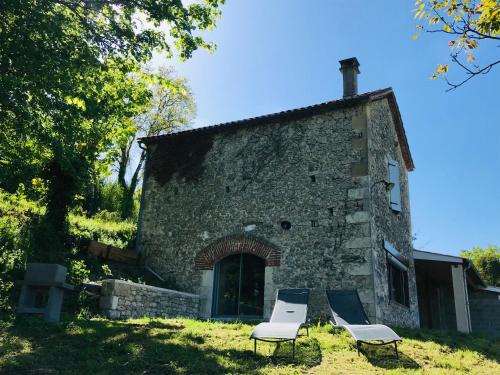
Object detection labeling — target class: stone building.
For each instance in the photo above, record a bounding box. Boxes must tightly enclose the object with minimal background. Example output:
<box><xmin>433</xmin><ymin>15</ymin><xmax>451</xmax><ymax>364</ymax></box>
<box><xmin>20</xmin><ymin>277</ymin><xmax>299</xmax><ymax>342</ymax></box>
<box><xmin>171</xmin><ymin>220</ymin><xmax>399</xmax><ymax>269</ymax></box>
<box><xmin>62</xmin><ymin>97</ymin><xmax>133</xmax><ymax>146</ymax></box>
<box><xmin>137</xmin><ymin>57</ymin><xmax>420</xmax><ymax>327</ymax></box>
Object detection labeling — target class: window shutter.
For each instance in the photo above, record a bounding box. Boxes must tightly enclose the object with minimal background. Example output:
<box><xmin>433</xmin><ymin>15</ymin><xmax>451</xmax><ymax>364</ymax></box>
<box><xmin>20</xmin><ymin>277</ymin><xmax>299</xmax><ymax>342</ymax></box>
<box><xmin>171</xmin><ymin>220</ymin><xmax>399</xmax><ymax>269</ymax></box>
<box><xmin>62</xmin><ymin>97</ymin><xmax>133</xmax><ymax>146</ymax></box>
<box><xmin>388</xmin><ymin>159</ymin><xmax>401</xmax><ymax>212</ymax></box>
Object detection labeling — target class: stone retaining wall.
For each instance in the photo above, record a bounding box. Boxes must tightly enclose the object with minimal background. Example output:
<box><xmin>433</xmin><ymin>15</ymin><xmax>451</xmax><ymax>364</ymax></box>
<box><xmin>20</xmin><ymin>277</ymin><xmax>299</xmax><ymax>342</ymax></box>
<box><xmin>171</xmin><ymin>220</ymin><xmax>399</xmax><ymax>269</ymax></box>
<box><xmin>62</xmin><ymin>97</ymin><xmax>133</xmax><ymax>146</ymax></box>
<box><xmin>99</xmin><ymin>279</ymin><xmax>199</xmax><ymax>319</ymax></box>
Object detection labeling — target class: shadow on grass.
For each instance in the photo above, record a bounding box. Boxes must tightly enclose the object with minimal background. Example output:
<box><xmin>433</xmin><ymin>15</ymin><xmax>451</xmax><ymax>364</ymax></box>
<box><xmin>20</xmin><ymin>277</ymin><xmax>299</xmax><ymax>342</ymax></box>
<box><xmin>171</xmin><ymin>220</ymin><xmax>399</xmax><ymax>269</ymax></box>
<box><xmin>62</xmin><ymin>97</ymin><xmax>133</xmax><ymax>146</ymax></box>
<box><xmin>326</xmin><ymin>326</ymin><xmax>420</xmax><ymax>370</ymax></box>
<box><xmin>271</xmin><ymin>337</ymin><xmax>322</xmax><ymax>367</ymax></box>
<box><xmin>142</xmin><ymin>319</ymin><xmax>185</xmax><ymax>330</ymax></box>
<box><xmin>366</xmin><ymin>327</ymin><xmax>500</xmax><ymax>371</ymax></box>
<box><xmin>399</xmin><ymin>327</ymin><xmax>500</xmax><ymax>362</ymax></box>
<box><xmin>1</xmin><ymin>318</ymin><xmax>316</xmax><ymax>374</ymax></box>
<box><xmin>362</xmin><ymin>344</ymin><xmax>420</xmax><ymax>370</ymax></box>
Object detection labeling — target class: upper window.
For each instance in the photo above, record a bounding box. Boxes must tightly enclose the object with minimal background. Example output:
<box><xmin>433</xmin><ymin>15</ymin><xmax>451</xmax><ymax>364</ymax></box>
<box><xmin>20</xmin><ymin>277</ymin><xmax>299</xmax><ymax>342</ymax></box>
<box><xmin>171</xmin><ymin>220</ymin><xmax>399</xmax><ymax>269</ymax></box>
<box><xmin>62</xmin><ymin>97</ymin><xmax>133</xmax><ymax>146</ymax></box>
<box><xmin>388</xmin><ymin>159</ymin><xmax>402</xmax><ymax>212</ymax></box>
<box><xmin>384</xmin><ymin>241</ymin><xmax>410</xmax><ymax>307</ymax></box>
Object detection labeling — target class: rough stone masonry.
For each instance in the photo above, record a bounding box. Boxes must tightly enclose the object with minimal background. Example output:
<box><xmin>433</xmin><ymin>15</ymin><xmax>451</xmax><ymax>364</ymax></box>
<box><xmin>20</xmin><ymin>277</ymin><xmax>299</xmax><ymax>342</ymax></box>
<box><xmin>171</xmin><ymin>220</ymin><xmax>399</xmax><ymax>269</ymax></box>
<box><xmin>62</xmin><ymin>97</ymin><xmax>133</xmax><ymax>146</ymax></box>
<box><xmin>99</xmin><ymin>279</ymin><xmax>199</xmax><ymax>320</ymax></box>
<box><xmin>137</xmin><ymin>58</ymin><xmax>419</xmax><ymax>327</ymax></box>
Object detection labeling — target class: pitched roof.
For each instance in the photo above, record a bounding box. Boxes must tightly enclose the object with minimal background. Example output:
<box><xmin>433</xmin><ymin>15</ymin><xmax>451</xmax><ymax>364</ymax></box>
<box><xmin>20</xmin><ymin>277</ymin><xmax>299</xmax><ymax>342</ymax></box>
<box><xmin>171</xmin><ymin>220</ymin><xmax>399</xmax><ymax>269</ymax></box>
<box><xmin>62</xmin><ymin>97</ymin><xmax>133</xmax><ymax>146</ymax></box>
<box><xmin>139</xmin><ymin>87</ymin><xmax>415</xmax><ymax>171</ymax></box>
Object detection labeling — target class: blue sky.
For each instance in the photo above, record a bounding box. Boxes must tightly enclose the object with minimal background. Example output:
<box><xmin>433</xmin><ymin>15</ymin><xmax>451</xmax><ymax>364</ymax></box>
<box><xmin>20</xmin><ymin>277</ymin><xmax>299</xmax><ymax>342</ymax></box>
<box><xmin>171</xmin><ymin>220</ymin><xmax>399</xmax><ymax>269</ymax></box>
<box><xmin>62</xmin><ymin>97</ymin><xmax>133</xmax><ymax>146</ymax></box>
<box><xmin>151</xmin><ymin>0</ymin><xmax>500</xmax><ymax>255</ymax></box>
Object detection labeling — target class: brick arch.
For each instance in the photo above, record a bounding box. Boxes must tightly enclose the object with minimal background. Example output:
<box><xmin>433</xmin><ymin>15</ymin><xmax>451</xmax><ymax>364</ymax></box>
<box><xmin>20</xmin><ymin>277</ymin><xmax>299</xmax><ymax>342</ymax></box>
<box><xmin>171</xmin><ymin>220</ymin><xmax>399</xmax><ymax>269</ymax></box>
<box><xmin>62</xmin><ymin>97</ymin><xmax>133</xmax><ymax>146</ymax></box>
<box><xmin>194</xmin><ymin>235</ymin><xmax>281</xmax><ymax>270</ymax></box>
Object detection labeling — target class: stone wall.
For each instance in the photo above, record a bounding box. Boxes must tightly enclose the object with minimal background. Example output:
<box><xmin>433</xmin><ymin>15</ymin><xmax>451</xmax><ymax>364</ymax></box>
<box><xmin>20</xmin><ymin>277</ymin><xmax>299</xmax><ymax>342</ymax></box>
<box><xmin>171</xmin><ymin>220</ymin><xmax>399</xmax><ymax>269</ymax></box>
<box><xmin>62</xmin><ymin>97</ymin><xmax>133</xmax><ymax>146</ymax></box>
<box><xmin>99</xmin><ymin>279</ymin><xmax>199</xmax><ymax>319</ymax></box>
<box><xmin>139</xmin><ymin>104</ymin><xmax>378</xmax><ymax>320</ymax></box>
<box><xmin>469</xmin><ymin>288</ymin><xmax>500</xmax><ymax>336</ymax></box>
<box><xmin>367</xmin><ymin>98</ymin><xmax>419</xmax><ymax>327</ymax></box>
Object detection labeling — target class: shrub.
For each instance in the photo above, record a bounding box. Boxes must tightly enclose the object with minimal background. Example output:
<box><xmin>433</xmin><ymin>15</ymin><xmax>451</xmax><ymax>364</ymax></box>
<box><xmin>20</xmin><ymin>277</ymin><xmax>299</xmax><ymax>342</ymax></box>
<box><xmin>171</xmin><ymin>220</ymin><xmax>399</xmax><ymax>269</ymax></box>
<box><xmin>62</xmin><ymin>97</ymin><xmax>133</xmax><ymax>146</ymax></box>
<box><xmin>461</xmin><ymin>245</ymin><xmax>500</xmax><ymax>286</ymax></box>
<box><xmin>0</xmin><ymin>189</ymin><xmax>138</xmax><ymax>320</ymax></box>
<box><xmin>99</xmin><ymin>182</ymin><xmax>125</xmax><ymax>215</ymax></box>
<box><xmin>0</xmin><ymin>190</ymin><xmax>35</xmax><ymax>319</ymax></box>
<box><xmin>67</xmin><ymin>260</ymin><xmax>91</xmax><ymax>286</ymax></box>
<box><xmin>68</xmin><ymin>211</ymin><xmax>136</xmax><ymax>249</ymax></box>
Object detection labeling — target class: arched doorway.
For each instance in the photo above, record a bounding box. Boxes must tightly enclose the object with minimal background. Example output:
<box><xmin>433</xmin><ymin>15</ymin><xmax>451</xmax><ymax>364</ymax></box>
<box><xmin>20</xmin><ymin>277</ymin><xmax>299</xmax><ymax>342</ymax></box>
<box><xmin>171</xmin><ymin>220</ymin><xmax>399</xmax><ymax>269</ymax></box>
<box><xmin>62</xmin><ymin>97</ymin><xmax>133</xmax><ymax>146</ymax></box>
<box><xmin>213</xmin><ymin>253</ymin><xmax>265</xmax><ymax>318</ymax></box>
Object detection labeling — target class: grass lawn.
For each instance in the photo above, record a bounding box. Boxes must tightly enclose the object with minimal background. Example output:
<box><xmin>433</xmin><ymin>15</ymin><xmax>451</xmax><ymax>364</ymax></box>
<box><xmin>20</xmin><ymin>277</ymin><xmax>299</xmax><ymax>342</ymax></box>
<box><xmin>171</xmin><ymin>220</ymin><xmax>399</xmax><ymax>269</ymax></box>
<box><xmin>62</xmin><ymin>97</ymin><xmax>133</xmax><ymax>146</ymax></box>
<box><xmin>1</xmin><ymin>318</ymin><xmax>499</xmax><ymax>374</ymax></box>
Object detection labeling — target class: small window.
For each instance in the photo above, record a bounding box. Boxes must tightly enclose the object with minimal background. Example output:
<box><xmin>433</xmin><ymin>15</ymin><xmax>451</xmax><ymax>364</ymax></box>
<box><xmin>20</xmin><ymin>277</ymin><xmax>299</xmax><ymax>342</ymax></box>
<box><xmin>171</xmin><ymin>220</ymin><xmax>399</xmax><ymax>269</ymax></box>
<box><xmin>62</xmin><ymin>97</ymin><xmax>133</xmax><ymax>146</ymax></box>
<box><xmin>225</xmin><ymin>186</ymin><xmax>230</xmax><ymax>193</ymax></box>
<box><xmin>388</xmin><ymin>263</ymin><xmax>409</xmax><ymax>307</ymax></box>
<box><xmin>311</xmin><ymin>220</ymin><xmax>318</xmax><ymax>227</ymax></box>
<box><xmin>310</xmin><ymin>175</ymin><xmax>316</xmax><ymax>183</ymax></box>
<box><xmin>328</xmin><ymin>207</ymin><xmax>334</xmax><ymax>216</ymax></box>
<box><xmin>173</xmin><ymin>187</ymin><xmax>179</xmax><ymax>195</ymax></box>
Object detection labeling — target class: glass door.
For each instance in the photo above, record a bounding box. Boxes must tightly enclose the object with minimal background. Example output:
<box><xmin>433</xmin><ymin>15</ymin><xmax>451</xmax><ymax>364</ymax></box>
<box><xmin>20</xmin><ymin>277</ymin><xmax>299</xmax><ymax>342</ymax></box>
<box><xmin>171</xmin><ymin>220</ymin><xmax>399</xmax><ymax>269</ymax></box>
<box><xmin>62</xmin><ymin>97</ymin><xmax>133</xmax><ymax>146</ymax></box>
<box><xmin>213</xmin><ymin>253</ymin><xmax>264</xmax><ymax>318</ymax></box>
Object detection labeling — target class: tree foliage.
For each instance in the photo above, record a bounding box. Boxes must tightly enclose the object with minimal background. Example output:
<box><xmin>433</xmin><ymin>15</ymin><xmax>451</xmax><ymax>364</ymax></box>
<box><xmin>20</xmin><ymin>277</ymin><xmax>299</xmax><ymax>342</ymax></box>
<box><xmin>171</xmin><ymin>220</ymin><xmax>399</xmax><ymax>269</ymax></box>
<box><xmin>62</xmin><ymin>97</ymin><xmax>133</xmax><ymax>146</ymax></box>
<box><xmin>461</xmin><ymin>245</ymin><xmax>500</xmax><ymax>286</ymax></box>
<box><xmin>111</xmin><ymin>66</ymin><xmax>196</xmax><ymax>219</ymax></box>
<box><xmin>413</xmin><ymin>0</ymin><xmax>500</xmax><ymax>90</ymax></box>
<box><xmin>0</xmin><ymin>188</ymin><xmax>137</xmax><ymax>318</ymax></box>
<box><xmin>0</xmin><ymin>0</ymin><xmax>223</xmax><ymax>257</ymax></box>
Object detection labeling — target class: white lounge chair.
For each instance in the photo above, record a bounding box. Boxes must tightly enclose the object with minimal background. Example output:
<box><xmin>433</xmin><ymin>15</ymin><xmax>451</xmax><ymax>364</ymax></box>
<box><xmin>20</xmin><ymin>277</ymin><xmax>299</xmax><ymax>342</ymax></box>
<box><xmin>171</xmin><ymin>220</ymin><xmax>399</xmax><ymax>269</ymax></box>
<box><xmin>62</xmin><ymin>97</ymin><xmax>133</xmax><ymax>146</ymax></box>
<box><xmin>326</xmin><ymin>289</ymin><xmax>402</xmax><ymax>358</ymax></box>
<box><xmin>250</xmin><ymin>288</ymin><xmax>310</xmax><ymax>358</ymax></box>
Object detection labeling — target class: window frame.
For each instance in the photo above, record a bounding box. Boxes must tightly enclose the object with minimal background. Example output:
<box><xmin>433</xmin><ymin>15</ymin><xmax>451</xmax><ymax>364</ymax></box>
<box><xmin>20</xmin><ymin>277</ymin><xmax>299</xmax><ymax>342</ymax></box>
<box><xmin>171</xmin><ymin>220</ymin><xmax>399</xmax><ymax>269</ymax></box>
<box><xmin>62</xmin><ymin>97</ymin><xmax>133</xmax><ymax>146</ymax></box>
<box><xmin>384</xmin><ymin>241</ymin><xmax>410</xmax><ymax>307</ymax></box>
<box><xmin>387</xmin><ymin>260</ymin><xmax>410</xmax><ymax>307</ymax></box>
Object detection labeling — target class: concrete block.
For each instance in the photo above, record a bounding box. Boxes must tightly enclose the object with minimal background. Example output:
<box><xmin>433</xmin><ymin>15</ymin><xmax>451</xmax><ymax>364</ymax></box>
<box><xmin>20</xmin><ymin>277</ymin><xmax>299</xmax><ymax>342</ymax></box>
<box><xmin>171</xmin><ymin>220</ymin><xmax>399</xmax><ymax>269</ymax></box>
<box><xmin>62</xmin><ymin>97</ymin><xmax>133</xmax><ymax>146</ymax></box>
<box><xmin>99</xmin><ymin>296</ymin><xmax>119</xmax><ymax>310</ymax></box>
<box><xmin>25</xmin><ymin>263</ymin><xmax>68</xmax><ymax>284</ymax></box>
<box><xmin>111</xmin><ymin>281</ymin><xmax>132</xmax><ymax>297</ymax></box>
<box><xmin>100</xmin><ymin>280</ymin><xmax>115</xmax><ymax>296</ymax></box>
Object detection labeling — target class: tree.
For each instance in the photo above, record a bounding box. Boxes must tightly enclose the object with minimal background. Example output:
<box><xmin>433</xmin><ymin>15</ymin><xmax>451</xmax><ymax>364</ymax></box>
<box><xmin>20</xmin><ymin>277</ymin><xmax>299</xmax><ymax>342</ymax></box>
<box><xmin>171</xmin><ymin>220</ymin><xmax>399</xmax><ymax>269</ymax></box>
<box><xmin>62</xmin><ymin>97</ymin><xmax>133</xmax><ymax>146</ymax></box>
<box><xmin>460</xmin><ymin>245</ymin><xmax>500</xmax><ymax>286</ymax></box>
<box><xmin>113</xmin><ymin>67</ymin><xmax>196</xmax><ymax>219</ymax></box>
<box><xmin>0</xmin><ymin>0</ymin><xmax>223</xmax><ymax>258</ymax></box>
<box><xmin>413</xmin><ymin>0</ymin><xmax>500</xmax><ymax>90</ymax></box>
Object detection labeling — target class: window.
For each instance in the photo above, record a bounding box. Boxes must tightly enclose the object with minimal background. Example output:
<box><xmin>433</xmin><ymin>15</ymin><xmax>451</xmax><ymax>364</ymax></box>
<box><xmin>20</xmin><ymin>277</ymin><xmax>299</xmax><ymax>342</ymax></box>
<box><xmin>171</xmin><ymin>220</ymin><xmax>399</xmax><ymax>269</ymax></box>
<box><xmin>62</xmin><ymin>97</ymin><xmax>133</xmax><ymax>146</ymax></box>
<box><xmin>385</xmin><ymin>241</ymin><xmax>410</xmax><ymax>307</ymax></box>
<box><xmin>388</xmin><ymin>159</ymin><xmax>401</xmax><ymax>212</ymax></box>
<box><xmin>388</xmin><ymin>262</ymin><xmax>409</xmax><ymax>306</ymax></box>
<box><xmin>213</xmin><ymin>253</ymin><xmax>265</xmax><ymax>318</ymax></box>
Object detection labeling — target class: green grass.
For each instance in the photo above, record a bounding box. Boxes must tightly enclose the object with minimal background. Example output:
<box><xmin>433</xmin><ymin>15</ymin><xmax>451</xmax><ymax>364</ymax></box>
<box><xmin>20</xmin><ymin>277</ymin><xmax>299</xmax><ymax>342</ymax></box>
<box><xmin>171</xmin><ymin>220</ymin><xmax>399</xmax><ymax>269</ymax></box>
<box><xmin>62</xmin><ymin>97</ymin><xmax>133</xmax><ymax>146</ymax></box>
<box><xmin>1</xmin><ymin>318</ymin><xmax>499</xmax><ymax>374</ymax></box>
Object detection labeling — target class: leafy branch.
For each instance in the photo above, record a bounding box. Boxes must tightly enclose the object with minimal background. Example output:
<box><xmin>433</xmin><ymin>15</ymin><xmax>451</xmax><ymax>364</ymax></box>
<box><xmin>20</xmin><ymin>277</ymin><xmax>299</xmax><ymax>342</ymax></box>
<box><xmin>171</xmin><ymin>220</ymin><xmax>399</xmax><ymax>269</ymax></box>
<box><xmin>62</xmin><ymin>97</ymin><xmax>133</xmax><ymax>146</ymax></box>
<box><xmin>444</xmin><ymin>53</ymin><xmax>500</xmax><ymax>90</ymax></box>
<box><xmin>413</xmin><ymin>0</ymin><xmax>500</xmax><ymax>90</ymax></box>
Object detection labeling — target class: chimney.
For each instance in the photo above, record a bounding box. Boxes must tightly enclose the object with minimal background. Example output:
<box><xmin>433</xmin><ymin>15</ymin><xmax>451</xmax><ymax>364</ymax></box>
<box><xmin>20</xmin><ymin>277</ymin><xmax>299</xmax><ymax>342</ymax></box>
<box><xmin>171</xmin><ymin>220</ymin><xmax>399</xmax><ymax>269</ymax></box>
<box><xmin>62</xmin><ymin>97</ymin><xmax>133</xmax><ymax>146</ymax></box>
<box><xmin>339</xmin><ymin>57</ymin><xmax>360</xmax><ymax>98</ymax></box>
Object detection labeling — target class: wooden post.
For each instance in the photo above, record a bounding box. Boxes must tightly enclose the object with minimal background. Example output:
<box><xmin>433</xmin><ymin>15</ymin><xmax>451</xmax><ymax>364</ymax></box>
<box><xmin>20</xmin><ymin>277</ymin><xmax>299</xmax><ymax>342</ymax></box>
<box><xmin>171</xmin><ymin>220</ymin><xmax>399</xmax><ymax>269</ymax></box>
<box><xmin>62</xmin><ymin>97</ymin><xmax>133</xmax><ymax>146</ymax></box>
<box><xmin>451</xmin><ymin>264</ymin><xmax>471</xmax><ymax>333</ymax></box>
